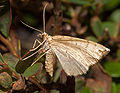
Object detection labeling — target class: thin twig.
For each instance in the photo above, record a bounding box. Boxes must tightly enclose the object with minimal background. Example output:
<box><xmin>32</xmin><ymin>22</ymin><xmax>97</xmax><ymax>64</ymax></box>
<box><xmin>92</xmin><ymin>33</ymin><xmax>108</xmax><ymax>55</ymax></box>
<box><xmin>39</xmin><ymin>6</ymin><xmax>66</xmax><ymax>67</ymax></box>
<box><xmin>28</xmin><ymin>77</ymin><xmax>48</xmax><ymax>93</ymax></box>
<box><xmin>0</xmin><ymin>34</ymin><xmax>18</xmax><ymax>56</ymax></box>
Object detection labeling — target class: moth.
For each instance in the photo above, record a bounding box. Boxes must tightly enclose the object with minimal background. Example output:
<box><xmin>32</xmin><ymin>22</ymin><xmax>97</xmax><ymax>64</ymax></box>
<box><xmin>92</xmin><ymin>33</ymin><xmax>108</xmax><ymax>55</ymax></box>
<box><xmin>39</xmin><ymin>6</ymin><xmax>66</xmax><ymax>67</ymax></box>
<box><xmin>21</xmin><ymin>4</ymin><xmax>110</xmax><ymax>77</ymax></box>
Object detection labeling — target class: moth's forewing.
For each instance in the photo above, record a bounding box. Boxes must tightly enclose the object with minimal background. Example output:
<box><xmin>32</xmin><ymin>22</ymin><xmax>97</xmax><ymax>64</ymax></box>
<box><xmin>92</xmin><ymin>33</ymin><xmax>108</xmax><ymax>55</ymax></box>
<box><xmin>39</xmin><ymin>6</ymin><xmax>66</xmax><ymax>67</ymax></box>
<box><xmin>52</xmin><ymin>36</ymin><xmax>110</xmax><ymax>60</ymax></box>
<box><xmin>49</xmin><ymin>36</ymin><xmax>110</xmax><ymax>76</ymax></box>
<box><xmin>45</xmin><ymin>50</ymin><xmax>57</xmax><ymax>77</ymax></box>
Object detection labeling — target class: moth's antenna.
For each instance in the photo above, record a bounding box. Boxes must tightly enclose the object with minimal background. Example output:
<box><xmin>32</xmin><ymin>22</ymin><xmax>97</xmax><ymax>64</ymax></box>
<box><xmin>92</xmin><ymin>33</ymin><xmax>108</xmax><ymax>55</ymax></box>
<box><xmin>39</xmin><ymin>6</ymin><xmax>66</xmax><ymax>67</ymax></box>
<box><xmin>43</xmin><ymin>3</ymin><xmax>48</xmax><ymax>32</ymax></box>
<box><xmin>20</xmin><ymin>21</ymin><xmax>43</xmax><ymax>34</ymax></box>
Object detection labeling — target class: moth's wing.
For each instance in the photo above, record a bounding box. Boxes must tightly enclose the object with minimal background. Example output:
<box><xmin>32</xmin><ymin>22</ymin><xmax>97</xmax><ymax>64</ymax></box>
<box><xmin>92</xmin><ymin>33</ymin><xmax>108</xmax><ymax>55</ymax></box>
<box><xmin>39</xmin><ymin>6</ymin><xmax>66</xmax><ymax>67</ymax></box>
<box><xmin>52</xmin><ymin>35</ymin><xmax>110</xmax><ymax>60</ymax></box>
<box><xmin>45</xmin><ymin>50</ymin><xmax>57</xmax><ymax>77</ymax></box>
<box><xmin>50</xmin><ymin>41</ymin><xmax>99</xmax><ymax>76</ymax></box>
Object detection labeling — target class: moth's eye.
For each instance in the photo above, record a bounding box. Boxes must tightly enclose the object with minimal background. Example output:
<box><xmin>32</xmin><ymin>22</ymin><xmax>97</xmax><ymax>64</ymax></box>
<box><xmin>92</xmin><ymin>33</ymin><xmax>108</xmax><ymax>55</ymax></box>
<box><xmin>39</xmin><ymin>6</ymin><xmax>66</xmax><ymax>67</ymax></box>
<box><xmin>37</xmin><ymin>34</ymin><xmax>43</xmax><ymax>38</ymax></box>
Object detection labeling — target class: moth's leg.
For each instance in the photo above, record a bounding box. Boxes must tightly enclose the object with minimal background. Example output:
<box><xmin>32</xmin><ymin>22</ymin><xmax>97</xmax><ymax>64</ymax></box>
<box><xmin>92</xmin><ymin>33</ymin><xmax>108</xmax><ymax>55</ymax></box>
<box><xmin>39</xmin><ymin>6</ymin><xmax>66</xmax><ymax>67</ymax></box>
<box><xmin>32</xmin><ymin>39</ymin><xmax>41</xmax><ymax>48</ymax></box>
<box><xmin>22</xmin><ymin>48</ymin><xmax>43</xmax><ymax>61</ymax></box>
<box><xmin>21</xmin><ymin>39</ymin><xmax>45</xmax><ymax>60</ymax></box>
<box><xmin>31</xmin><ymin>49</ymin><xmax>50</xmax><ymax>66</ymax></box>
<box><xmin>30</xmin><ymin>39</ymin><xmax>45</xmax><ymax>52</ymax></box>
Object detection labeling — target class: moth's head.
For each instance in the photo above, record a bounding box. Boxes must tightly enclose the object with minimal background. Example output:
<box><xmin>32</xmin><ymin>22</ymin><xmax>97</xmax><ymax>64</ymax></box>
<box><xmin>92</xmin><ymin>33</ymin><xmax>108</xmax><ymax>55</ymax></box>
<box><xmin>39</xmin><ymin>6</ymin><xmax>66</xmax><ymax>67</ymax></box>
<box><xmin>42</xmin><ymin>32</ymin><xmax>52</xmax><ymax>41</ymax></box>
<box><xmin>37</xmin><ymin>32</ymin><xmax>49</xmax><ymax>39</ymax></box>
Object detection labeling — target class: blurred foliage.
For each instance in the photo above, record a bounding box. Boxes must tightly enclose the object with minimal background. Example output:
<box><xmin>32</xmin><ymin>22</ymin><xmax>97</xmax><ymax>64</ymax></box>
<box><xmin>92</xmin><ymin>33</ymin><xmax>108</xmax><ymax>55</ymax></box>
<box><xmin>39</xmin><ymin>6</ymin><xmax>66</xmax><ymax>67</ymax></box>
<box><xmin>0</xmin><ymin>72</ymin><xmax>12</xmax><ymax>88</ymax></box>
<box><xmin>0</xmin><ymin>11</ymin><xmax>10</xmax><ymax>37</ymax></box>
<box><xmin>104</xmin><ymin>62</ymin><xmax>120</xmax><ymax>77</ymax></box>
<box><xmin>0</xmin><ymin>0</ymin><xmax>120</xmax><ymax>93</ymax></box>
<box><xmin>23</xmin><ymin>63</ymin><xmax>42</xmax><ymax>78</ymax></box>
<box><xmin>111</xmin><ymin>82</ymin><xmax>120</xmax><ymax>93</ymax></box>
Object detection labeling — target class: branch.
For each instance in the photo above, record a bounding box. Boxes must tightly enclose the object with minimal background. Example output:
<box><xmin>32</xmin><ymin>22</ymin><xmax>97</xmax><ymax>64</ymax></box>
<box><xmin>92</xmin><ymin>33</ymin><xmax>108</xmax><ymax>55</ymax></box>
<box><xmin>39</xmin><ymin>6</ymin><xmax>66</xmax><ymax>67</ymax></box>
<box><xmin>0</xmin><ymin>34</ymin><xmax>18</xmax><ymax>56</ymax></box>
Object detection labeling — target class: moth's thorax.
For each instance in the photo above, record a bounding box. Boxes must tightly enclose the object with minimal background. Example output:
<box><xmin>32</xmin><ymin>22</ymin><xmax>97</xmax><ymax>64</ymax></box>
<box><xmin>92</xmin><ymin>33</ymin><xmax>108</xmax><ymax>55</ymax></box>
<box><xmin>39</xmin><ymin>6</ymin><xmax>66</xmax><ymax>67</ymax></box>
<box><xmin>42</xmin><ymin>32</ymin><xmax>52</xmax><ymax>42</ymax></box>
<box><xmin>42</xmin><ymin>32</ymin><xmax>52</xmax><ymax>51</ymax></box>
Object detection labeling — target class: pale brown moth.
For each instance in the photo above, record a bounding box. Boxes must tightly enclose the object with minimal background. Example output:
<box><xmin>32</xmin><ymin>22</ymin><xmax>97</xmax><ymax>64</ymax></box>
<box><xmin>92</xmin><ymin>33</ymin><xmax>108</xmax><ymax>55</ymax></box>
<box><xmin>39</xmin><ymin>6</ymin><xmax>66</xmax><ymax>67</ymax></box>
<box><xmin>21</xmin><ymin>3</ymin><xmax>110</xmax><ymax>77</ymax></box>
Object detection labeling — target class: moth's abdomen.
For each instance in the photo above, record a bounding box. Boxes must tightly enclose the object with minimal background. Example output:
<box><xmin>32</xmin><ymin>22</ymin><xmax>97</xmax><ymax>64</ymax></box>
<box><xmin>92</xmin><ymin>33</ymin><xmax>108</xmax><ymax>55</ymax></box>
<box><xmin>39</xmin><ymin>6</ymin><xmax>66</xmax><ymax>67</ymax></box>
<box><xmin>45</xmin><ymin>50</ymin><xmax>56</xmax><ymax>77</ymax></box>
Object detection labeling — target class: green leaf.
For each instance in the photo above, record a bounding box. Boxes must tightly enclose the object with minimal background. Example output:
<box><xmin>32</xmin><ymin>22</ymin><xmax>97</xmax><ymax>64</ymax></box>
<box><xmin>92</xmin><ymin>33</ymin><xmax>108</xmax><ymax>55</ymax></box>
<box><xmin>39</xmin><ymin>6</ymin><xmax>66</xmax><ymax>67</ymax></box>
<box><xmin>110</xmin><ymin>9</ymin><xmax>120</xmax><ymax>23</ymax></box>
<box><xmin>0</xmin><ymin>53</ymin><xmax>4</xmax><ymax>63</ymax></box>
<box><xmin>22</xmin><ymin>13</ymin><xmax>39</xmax><ymax>26</ymax></box>
<box><xmin>75</xmin><ymin>78</ymin><xmax>85</xmax><ymax>93</ymax></box>
<box><xmin>15</xmin><ymin>50</ymin><xmax>42</xmax><ymax>74</ymax></box>
<box><xmin>86</xmin><ymin>36</ymin><xmax>98</xmax><ymax>42</ymax></box>
<box><xmin>111</xmin><ymin>82</ymin><xmax>117</xmax><ymax>93</ymax></box>
<box><xmin>0</xmin><ymin>11</ymin><xmax>10</xmax><ymax>37</ymax></box>
<box><xmin>102</xmin><ymin>0</ymin><xmax>120</xmax><ymax>11</ymax></box>
<box><xmin>34</xmin><ymin>91</ymin><xmax>39</xmax><ymax>93</ymax></box>
<box><xmin>80</xmin><ymin>87</ymin><xmax>92</xmax><ymax>93</ymax></box>
<box><xmin>53</xmin><ymin>63</ymin><xmax>62</xmax><ymax>82</ymax></box>
<box><xmin>0</xmin><ymin>90</ymin><xmax>6</xmax><ymax>93</ymax></box>
<box><xmin>91</xmin><ymin>18</ymin><xmax>104</xmax><ymax>37</ymax></box>
<box><xmin>116</xmin><ymin>83</ymin><xmax>120</xmax><ymax>93</ymax></box>
<box><xmin>23</xmin><ymin>63</ymin><xmax>42</xmax><ymax>77</ymax></box>
<box><xmin>102</xmin><ymin>21</ymin><xmax>119</xmax><ymax>38</ymax></box>
<box><xmin>117</xmin><ymin>49</ymin><xmax>120</xmax><ymax>61</ymax></box>
<box><xmin>3</xmin><ymin>53</ymin><xmax>19</xmax><ymax>72</ymax></box>
<box><xmin>15</xmin><ymin>53</ymin><xmax>35</xmax><ymax>74</ymax></box>
<box><xmin>35</xmin><ymin>69</ymin><xmax>48</xmax><ymax>84</ymax></box>
<box><xmin>0</xmin><ymin>72</ymin><xmax>12</xmax><ymax>88</ymax></box>
<box><xmin>50</xmin><ymin>90</ymin><xmax>60</xmax><ymax>93</ymax></box>
<box><xmin>0</xmin><ymin>89</ymin><xmax>6</xmax><ymax>93</ymax></box>
<box><xmin>104</xmin><ymin>62</ymin><xmax>120</xmax><ymax>77</ymax></box>
<box><xmin>68</xmin><ymin>0</ymin><xmax>90</xmax><ymax>5</ymax></box>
